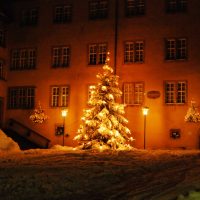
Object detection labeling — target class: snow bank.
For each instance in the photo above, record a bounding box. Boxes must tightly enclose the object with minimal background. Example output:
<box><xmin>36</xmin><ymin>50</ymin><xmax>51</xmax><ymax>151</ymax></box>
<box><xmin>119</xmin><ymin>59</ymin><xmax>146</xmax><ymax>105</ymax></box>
<box><xmin>0</xmin><ymin>129</ymin><xmax>21</xmax><ymax>152</ymax></box>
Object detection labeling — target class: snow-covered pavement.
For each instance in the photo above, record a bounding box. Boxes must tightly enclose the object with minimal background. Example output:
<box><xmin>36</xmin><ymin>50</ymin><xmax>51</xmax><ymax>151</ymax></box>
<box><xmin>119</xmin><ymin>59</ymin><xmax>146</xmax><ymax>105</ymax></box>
<box><xmin>0</xmin><ymin>148</ymin><xmax>200</xmax><ymax>200</ymax></box>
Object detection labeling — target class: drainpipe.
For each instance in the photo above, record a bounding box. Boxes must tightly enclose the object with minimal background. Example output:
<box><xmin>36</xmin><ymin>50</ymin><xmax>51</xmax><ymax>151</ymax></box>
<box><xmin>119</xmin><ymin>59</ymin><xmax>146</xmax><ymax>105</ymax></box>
<box><xmin>114</xmin><ymin>0</ymin><xmax>118</xmax><ymax>75</ymax></box>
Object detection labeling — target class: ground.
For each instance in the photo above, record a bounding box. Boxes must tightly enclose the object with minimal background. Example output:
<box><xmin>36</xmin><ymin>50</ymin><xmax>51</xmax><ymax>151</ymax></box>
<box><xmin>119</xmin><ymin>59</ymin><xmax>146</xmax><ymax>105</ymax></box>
<box><xmin>0</xmin><ymin>147</ymin><xmax>200</xmax><ymax>200</ymax></box>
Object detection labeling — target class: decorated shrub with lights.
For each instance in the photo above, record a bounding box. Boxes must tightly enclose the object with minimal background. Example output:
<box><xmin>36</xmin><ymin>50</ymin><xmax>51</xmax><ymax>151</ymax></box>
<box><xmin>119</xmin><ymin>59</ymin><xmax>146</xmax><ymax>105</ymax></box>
<box><xmin>74</xmin><ymin>53</ymin><xmax>133</xmax><ymax>151</ymax></box>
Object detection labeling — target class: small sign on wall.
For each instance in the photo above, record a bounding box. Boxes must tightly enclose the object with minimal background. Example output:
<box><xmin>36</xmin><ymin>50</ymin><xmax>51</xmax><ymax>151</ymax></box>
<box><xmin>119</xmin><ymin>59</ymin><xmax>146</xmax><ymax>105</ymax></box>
<box><xmin>55</xmin><ymin>124</ymin><xmax>64</xmax><ymax>136</ymax></box>
<box><xmin>170</xmin><ymin>129</ymin><xmax>181</xmax><ymax>139</ymax></box>
<box><xmin>147</xmin><ymin>91</ymin><xmax>161</xmax><ymax>99</ymax></box>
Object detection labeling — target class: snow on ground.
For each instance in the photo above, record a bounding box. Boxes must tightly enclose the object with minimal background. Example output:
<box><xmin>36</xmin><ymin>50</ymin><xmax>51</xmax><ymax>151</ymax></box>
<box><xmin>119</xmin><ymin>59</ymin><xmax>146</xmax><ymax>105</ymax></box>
<box><xmin>0</xmin><ymin>130</ymin><xmax>200</xmax><ymax>200</ymax></box>
<box><xmin>0</xmin><ymin>146</ymin><xmax>200</xmax><ymax>200</ymax></box>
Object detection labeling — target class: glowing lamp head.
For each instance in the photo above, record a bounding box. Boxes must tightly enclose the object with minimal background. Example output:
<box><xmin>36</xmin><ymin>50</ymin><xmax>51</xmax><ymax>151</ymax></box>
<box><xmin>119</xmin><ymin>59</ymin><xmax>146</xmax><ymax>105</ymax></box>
<box><xmin>142</xmin><ymin>107</ymin><xmax>149</xmax><ymax>116</ymax></box>
<box><xmin>61</xmin><ymin>109</ymin><xmax>68</xmax><ymax>117</ymax></box>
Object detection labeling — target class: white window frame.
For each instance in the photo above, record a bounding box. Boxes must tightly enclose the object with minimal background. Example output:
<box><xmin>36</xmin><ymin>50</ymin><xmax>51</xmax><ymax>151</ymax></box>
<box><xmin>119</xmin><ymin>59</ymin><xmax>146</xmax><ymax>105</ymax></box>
<box><xmin>123</xmin><ymin>82</ymin><xmax>144</xmax><ymax>105</ymax></box>
<box><xmin>8</xmin><ymin>87</ymin><xmax>35</xmax><ymax>109</ymax></box>
<box><xmin>126</xmin><ymin>0</ymin><xmax>145</xmax><ymax>17</ymax></box>
<box><xmin>51</xmin><ymin>85</ymin><xmax>69</xmax><ymax>107</ymax></box>
<box><xmin>11</xmin><ymin>48</ymin><xmax>36</xmax><ymax>70</ymax></box>
<box><xmin>124</xmin><ymin>41</ymin><xmax>144</xmax><ymax>63</ymax></box>
<box><xmin>165</xmin><ymin>81</ymin><xmax>187</xmax><ymax>104</ymax></box>
<box><xmin>52</xmin><ymin>46</ymin><xmax>70</xmax><ymax>67</ymax></box>
<box><xmin>89</xmin><ymin>43</ymin><xmax>107</xmax><ymax>65</ymax></box>
<box><xmin>165</xmin><ymin>38</ymin><xmax>187</xmax><ymax>60</ymax></box>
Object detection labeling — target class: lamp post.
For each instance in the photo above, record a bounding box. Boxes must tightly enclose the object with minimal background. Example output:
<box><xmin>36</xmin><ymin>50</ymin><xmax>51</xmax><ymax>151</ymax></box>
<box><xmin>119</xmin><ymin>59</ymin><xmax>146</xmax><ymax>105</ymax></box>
<box><xmin>61</xmin><ymin>108</ymin><xmax>68</xmax><ymax>146</ymax></box>
<box><xmin>142</xmin><ymin>106</ymin><xmax>149</xmax><ymax>149</ymax></box>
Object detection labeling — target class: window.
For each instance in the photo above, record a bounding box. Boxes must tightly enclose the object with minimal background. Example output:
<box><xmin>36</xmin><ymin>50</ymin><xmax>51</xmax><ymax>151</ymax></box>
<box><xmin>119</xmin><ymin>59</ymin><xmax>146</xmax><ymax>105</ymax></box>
<box><xmin>51</xmin><ymin>86</ymin><xmax>69</xmax><ymax>107</ymax></box>
<box><xmin>52</xmin><ymin>46</ymin><xmax>70</xmax><ymax>68</ymax></box>
<box><xmin>89</xmin><ymin>0</ymin><xmax>108</xmax><ymax>20</ymax></box>
<box><xmin>54</xmin><ymin>5</ymin><xmax>72</xmax><ymax>23</ymax></box>
<box><xmin>0</xmin><ymin>59</ymin><xmax>5</xmax><ymax>79</ymax></box>
<box><xmin>166</xmin><ymin>0</ymin><xmax>187</xmax><ymax>13</ymax></box>
<box><xmin>89</xmin><ymin>43</ymin><xmax>107</xmax><ymax>65</ymax></box>
<box><xmin>123</xmin><ymin>82</ymin><xmax>144</xmax><ymax>105</ymax></box>
<box><xmin>165</xmin><ymin>81</ymin><xmax>187</xmax><ymax>104</ymax></box>
<box><xmin>124</xmin><ymin>41</ymin><xmax>144</xmax><ymax>63</ymax></box>
<box><xmin>0</xmin><ymin>29</ymin><xmax>5</xmax><ymax>47</ymax></box>
<box><xmin>8</xmin><ymin>87</ymin><xmax>35</xmax><ymax>109</ymax></box>
<box><xmin>11</xmin><ymin>48</ymin><xmax>36</xmax><ymax>70</ymax></box>
<box><xmin>165</xmin><ymin>38</ymin><xmax>187</xmax><ymax>60</ymax></box>
<box><xmin>21</xmin><ymin>8</ymin><xmax>38</xmax><ymax>26</ymax></box>
<box><xmin>125</xmin><ymin>0</ymin><xmax>145</xmax><ymax>17</ymax></box>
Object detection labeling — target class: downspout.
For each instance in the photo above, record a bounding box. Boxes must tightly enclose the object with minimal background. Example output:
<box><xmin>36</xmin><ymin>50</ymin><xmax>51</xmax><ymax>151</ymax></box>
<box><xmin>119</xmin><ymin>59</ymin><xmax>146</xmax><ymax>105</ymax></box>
<box><xmin>114</xmin><ymin>0</ymin><xmax>118</xmax><ymax>75</ymax></box>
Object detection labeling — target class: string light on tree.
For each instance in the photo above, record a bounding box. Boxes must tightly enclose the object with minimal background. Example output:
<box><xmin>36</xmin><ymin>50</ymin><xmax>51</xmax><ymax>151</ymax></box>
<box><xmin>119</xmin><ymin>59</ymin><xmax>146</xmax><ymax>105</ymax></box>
<box><xmin>74</xmin><ymin>52</ymin><xmax>134</xmax><ymax>151</ymax></box>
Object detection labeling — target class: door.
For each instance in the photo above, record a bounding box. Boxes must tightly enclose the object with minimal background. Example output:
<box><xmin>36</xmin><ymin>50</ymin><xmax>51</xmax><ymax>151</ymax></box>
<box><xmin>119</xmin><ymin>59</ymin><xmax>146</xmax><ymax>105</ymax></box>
<box><xmin>0</xmin><ymin>97</ymin><xmax>3</xmax><ymax>128</ymax></box>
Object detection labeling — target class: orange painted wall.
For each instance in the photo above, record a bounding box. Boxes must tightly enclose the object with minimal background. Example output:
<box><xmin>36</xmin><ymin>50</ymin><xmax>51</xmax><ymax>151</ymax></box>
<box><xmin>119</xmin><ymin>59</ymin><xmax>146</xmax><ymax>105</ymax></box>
<box><xmin>3</xmin><ymin>0</ymin><xmax>200</xmax><ymax>149</ymax></box>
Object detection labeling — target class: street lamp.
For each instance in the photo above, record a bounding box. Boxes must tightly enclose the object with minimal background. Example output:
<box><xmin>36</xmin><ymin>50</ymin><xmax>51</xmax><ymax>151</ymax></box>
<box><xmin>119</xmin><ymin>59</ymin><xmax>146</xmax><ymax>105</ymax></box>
<box><xmin>61</xmin><ymin>108</ymin><xmax>68</xmax><ymax>146</ymax></box>
<box><xmin>142</xmin><ymin>106</ymin><xmax>149</xmax><ymax>149</ymax></box>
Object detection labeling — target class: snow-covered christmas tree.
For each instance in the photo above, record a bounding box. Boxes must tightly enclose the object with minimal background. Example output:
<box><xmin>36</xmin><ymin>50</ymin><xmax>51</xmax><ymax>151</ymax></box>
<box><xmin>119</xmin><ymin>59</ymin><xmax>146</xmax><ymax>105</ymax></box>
<box><xmin>185</xmin><ymin>101</ymin><xmax>200</xmax><ymax>123</ymax></box>
<box><xmin>74</xmin><ymin>52</ymin><xmax>133</xmax><ymax>151</ymax></box>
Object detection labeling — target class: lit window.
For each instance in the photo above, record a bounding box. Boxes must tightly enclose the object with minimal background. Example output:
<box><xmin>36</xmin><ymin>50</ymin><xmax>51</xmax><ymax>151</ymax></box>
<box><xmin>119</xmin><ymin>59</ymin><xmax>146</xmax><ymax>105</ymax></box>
<box><xmin>8</xmin><ymin>87</ymin><xmax>35</xmax><ymax>109</ymax></box>
<box><xmin>11</xmin><ymin>48</ymin><xmax>36</xmax><ymax>70</ymax></box>
<box><xmin>89</xmin><ymin>0</ymin><xmax>108</xmax><ymax>20</ymax></box>
<box><xmin>124</xmin><ymin>41</ymin><xmax>144</xmax><ymax>63</ymax></box>
<box><xmin>125</xmin><ymin>0</ymin><xmax>145</xmax><ymax>17</ymax></box>
<box><xmin>54</xmin><ymin>5</ymin><xmax>72</xmax><ymax>23</ymax></box>
<box><xmin>166</xmin><ymin>0</ymin><xmax>187</xmax><ymax>13</ymax></box>
<box><xmin>51</xmin><ymin>86</ymin><xmax>69</xmax><ymax>107</ymax></box>
<box><xmin>21</xmin><ymin>8</ymin><xmax>38</xmax><ymax>26</ymax></box>
<box><xmin>0</xmin><ymin>59</ymin><xmax>5</xmax><ymax>79</ymax></box>
<box><xmin>165</xmin><ymin>81</ymin><xmax>187</xmax><ymax>104</ymax></box>
<box><xmin>89</xmin><ymin>43</ymin><xmax>107</xmax><ymax>65</ymax></box>
<box><xmin>165</xmin><ymin>38</ymin><xmax>187</xmax><ymax>60</ymax></box>
<box><xmin>52</xmin><ymin>46</ymin><xmax>70</xmax><ymax>68</ymax></box>
<box><xmin>0</xmin><ymin>29</ymin><xmax>5</xmax><ymax>47</ymax></box>
<box><xmin>123</xmin><ymin>82</ymin><xmax>144</xmax><ymax>105</ymax></box>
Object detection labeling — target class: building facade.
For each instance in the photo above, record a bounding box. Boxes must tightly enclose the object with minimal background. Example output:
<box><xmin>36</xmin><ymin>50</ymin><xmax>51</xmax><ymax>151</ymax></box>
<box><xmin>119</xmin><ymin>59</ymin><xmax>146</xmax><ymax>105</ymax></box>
<box><xmin>1</xmin><ymin>0</ymin><xmax>200</xmax><ymax>149</ymax></box>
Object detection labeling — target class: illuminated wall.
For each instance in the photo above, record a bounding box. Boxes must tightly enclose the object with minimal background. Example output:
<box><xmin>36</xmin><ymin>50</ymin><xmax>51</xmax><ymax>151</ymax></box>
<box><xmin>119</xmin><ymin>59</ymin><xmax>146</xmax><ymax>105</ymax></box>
<box><xmin>4</xmin><ymin>0</ymin><xmax>200</xmax><ymax>149</ymax></box>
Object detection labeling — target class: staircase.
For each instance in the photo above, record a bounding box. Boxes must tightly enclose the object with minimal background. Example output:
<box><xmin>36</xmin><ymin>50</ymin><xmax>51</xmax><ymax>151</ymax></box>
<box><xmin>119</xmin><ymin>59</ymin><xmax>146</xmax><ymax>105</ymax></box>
<box><xmin>4</xmin><ymin>119</ymin><xmax>51</xmax><ymax>150</ymax></box>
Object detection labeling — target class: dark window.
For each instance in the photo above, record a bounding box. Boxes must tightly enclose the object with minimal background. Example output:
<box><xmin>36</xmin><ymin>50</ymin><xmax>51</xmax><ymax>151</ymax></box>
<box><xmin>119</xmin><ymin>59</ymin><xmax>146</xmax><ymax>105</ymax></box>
<box><xmin>165</xmin><ymin>38</ymin><xmax>187</xmax><ymax>60</ymax></box>
<box><xmin>51</xmin><ymin>86</ymin><xmax>69</xmax><ymax>107</ymax></box>
<box><xmin>21</xmin><ymin>8</ymin><xmax>38</xmax><ymax>26</ymax></box>
<box><xmin>124</xmin><ymin>41</ymin><xmax>144</xmax><ymax>63</ymax></box>
<box><xmin>52</xmin><ymin>46</ymin><xmax>70</xmax><ymax>68</ymax></box>
<box><xmin>11</xmin><ymin>48</ymin><xmax>36</xmax><ymax>70</ymax></box>
<box><xmin>8</xmin><ymin>87</ymin><xmax>35</xmax><ymax>109</ymax></box>
<box><xmin>89</xmin><ymin>0</ymin><xmax>108</xmax><ymax>20</ymax></box>
<box><xmin>53</xmin><ymin>5</ymin><xmax>72</xmax><ymax>23</ymax></box>
<box><xmin>0</xmin><ymin>29</ymin><xmax>5</xmax><ymax>47</ymax></box>
<box><xmin>166</xmin><ymin>0</ymin><xmax>187</xmax><ymax>13</ymax></box>
<box><xmin>165</xmin><ymin>81</ymin><xmax>187</xmax><ymax>104</ymax></box>
<box><xmin>125</xmin><ymin>0</ymin><xmax>145</xmax><ymax>17</ymax></box>
<box><xmin>89</xmin><ymin>43</ymin><xmax>107</xmax><ymax>65</ymax></box>
<box><xmin>0</xmin><ymin>59</ymin><xmax>5</xmax><ymax>79</ymax></box>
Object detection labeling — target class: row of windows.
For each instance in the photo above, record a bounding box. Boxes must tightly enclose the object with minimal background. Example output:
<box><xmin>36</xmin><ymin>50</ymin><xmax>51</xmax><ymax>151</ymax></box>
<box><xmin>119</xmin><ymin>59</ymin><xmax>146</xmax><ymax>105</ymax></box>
<box><xmin>10</xmin><ymin>38</ymin><xmax>187</xmax><ymax>70</ymax></box>
<box><xmin>19</xmin><ymin>0</ymin><xmax>188</xmax><ymax>26</ymax></box>
<box><xmin>7</xmin><ymin>81</ymin><xmax>187</xmax><ymax>109</ymax></box>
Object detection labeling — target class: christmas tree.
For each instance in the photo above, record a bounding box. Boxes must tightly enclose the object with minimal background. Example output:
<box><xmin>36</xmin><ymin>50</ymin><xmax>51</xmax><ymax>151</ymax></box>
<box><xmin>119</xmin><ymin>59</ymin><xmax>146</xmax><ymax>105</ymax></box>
<box><xmin>74</xmin><ymin>52</ymin><xmax>133</xmax><ymax>151</ymax></box>
<box><xmin>185</xmin><ymin>101</ymin><xmax>200</xmax><ymax>123</ymax></box>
